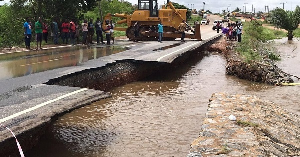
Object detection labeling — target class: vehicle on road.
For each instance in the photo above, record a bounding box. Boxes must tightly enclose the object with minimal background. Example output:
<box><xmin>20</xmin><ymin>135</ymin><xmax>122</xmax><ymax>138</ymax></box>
<box><xmin>201</xmin><ymin>19</ymin><xmax>208</xmax><ymax>25</ymax></box>
<box><xmin>103</xmin><ymin>0</ymin><xmax>202</xmax><ymax>41</ymax></box>
<box><xmin>212</xmin><ymin>20</ymin><xmax>223</xmax><ymax>30</ymax></box>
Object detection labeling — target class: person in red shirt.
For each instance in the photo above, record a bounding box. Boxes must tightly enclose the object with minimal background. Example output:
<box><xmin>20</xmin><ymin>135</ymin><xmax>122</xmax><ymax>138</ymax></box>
<box><xmin>69</xmin><ymin>20</ymin><xmax>76</xmax><ymax>46</ymax></box>
<box><xmin>42</xmin><ymin>22</ymin><xmax>48</xmax><ymax>43</ymax></box>
<box><xmin>61</xmin><ymin>19</ymin><xmax>70</xmax><ymax>44</ymax></box>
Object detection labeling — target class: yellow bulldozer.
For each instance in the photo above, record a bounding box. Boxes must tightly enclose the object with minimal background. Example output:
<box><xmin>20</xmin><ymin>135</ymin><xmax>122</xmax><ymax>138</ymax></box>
<box><xmin>102</xmin><ymin>0</ymin><xmax>201</xmax><ymax>41</ymax></box>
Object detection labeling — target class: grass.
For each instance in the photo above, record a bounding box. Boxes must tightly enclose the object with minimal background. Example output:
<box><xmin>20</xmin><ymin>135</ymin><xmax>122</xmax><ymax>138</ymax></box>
<box><xmin>216</xmin><ymin>144</ymin><xmax>231</xmax><ymax>155</ymax></box>
<box><xmin>236</xmin><ymin>120</ymin><xmax>259</xmax><ymax>127</ymax></box>
<box><xmin>235</xmin><ymin>21</ymin><xmax>283</xmax><ymax>62</ymax></box>
<box><xmin>261</xmin><ymin>27</ymin><xmax>286</xmax><ymax>40</ymax></box>
<box><xmin>188</xmin><ymin>14</ymin><xmax>202</xmax><ymax>26</ymax></box>
<box><xmin>293</xmin><ymin>28</ymin><xmax>300</xmax><ymax>38</ymax></box>
<box><xmin>229</xmin><ymin>17</ymin><xmax>239</xmax><ymax>22</ymax></box>
<box><xmin>113</xmin><ymin>30</ymin><xmax>126</xmax><ymax>37</ymax></box>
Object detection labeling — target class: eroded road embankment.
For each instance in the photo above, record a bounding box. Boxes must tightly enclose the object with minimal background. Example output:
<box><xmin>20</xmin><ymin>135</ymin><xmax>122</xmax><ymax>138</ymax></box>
<box><xmin>0</xmin><ymin>36</ymin><xmax>223</xmax><ymax>156</ymax></box>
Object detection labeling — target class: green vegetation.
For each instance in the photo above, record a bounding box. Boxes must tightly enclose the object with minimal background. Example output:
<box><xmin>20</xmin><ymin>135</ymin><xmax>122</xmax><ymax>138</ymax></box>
<box><xmin>0</xmin><ymin>5</ymin><xmax>24</xmax><ymax>47</ymax></box>
<box><xmin>229</xmin><ymin>17</ymin><xmax>239</xmax><ymax>22</ymax></box>
<box><xmin>236</xmin><ymin>21</ymin><xmax>282</xmax><ymax>62</ymax></box>
<box><xmin>270</xmin><ymin>6</ymin><xmax>300</xmax><ymax>40</ymax></box>
<box><xmin>0</xmin><ymin>0</ymin><xmax>134</xmax><ymax>48</ymax></box>
<box><xmin>172</xmin><ymin>2</ymin><xmax>191</xmax><ymax>20</ymax></box>
<box><xmin>113</xmin><ymin>30</ymin><xmax>126</xmax><ymax>37</ymax></box>
<box><xmin>236</xmin><ymin>120</ymin><xmax>259</xmax><ymax>127</ymax></box>
<box><xmin>188</xmin><ymin>14</ymin><xmax>202</xmax><ymax>26</ymax></box>
<box><xmin>216</xmin><ymin>144</ymin><xmax>231</xmax><ymax>155</ymax></box>
<box><xmin>293</xmin><ymin>28</ymin><xmax>300</xmax><ymax>38</ymax></box>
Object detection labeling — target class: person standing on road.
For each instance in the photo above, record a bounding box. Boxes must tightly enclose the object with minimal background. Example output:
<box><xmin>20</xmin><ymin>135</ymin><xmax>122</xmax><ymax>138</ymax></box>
<box><xmin>75</xmin><ymin>22</ymin><xmax>80</xmax><ymax>44</ymax></box>
<box><xmin>216</xmin><ymin>21</ymin><xmax>220</xmax><ymax>33</ymax></box>
<box><xmin>178</xmin><ymin>20</ymin><xmax>186</xmax><ymax>42</ymax></box>
<box><xmin>51</xmin><ymin>19</ymin><xmax>59</xmax><ymax>45</ymax></box>
<box><xmin>236</xmin><ymin>23</ymin><xmax>243</xmax><ymax>42</ymax></box>
<box><xmin>24</xmin><ymin>17</ymin><xmax>32</xmax><ymax>50</ymax></box>
<box><xmin>82</xmin><ymin>20</ymin><xmax>88</xmax><ymax>45</ymax></box>
<box><xmin>104</xmin><ymin>20</ymin><xmax>111</xmax><ymax>45</ymax></box>
<box><xmin>158</xmin><ymin>20</ymin><xmax>163</xmax><ymax>43</ymax></box>
<box><xmin>110</xmin><ymin>20</ymin><xmax>115</xmax><ymax>44</ymax></box>
<box><xmin>61</xmin><ymin>19</ymin><xmax>70</xmax><ymax>44</ymax></box>
<box><xmin>42</xmin><ymin>21</ymin><xmax>49</xmax><ymax>43</ymax></box>
<box><xmin>35</xmin><ymin>17</ymin><xmax>43</xmax><ymax>50</ymax></box>
<box><xmin>95</xmin><ymin>18</ymin><xmax>104</xmax><ymax>44</ymax></box>
<box><xmin>133</xmin><ymin>21</ymin><xmax>140</xmax><ymax>42</ymax></box>
<box><xmin>69</xmin><ymin>20</ymin><xmax>76</xmax><ymax>46</ymax></box>
<box><xmin>88</xmin><ymin>19</ymin><xmax>95</xmax><ymax>44</ymax></box>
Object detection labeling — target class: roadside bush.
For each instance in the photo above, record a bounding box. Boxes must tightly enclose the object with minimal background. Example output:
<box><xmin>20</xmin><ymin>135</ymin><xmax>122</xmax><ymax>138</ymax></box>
<box><xmin>188</xmin><ymin>15</ymin><xmax>202</xmax><ymax>26</ymax></box>
<box><xmin>236</xmin><ymin>21</ymin><xmax>281</xmax><ymax>62</ymax></box>
<box><xmin>0</xmin><ymin>5</ymin><xmax>25</xmax><ymax>47</ymax></box>
<box><xmin>113</xmin><ymin>31</ymin><xmax>126</xmax><ymax>37</ymax></box>
<box><xmin>293</xmin><ymin>28</ymin><xmax>300</xmax><ymax>37</ymax></box>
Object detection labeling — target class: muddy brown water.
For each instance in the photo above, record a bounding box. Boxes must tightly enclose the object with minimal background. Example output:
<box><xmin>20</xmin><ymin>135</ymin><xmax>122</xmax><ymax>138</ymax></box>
<box><xmin>0</xmin><ymin>46</ymin><xmax>125</xmax><ymax>80</ymax></box>
<box><xmin>26</xmin><ymin>39</ymin><xmax>300</xmax><ymax>157</ymax></box>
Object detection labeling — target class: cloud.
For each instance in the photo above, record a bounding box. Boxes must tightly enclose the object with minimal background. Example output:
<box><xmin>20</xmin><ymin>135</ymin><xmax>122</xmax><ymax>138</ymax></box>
<box><xmin>125</xmin><ymin>0</ymin><xmax>300</xmax><ymax>13</ymax></box>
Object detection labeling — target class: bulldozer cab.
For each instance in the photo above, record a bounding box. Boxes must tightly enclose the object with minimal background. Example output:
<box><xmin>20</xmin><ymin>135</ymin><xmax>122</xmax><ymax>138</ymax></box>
<box><xmin>138</xmin><ymin>0</ymin><xmax>158</xmax><ymax>17</ymax></box>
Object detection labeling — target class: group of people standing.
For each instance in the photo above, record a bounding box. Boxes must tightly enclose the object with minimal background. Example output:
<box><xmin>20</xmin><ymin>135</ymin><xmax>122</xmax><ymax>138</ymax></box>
<box><xmin>23</xmin><ymin>17</ymin><xmax>115</xmax><ymax>50</ymax></box>
<box><xmin>24</xmin><ymin>17</ymin><xmax>45</xmax><ymax>50</ymax></box>
<box><xmin>220</xmin><ymin>22</ymin><xmax>243</xmax><ymax>42</ymax></box>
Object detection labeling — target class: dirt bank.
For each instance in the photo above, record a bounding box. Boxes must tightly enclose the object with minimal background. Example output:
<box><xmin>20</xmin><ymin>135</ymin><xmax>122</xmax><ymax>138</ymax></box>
<box><xmin>188</xmin><ymin>93</ymin><xmax>300</xmax><ymax>156</ymax></box>
<box><xmin>208</xmin><ymin>38</ymin><xmax>295</xmax><ymax>85</ymax></box>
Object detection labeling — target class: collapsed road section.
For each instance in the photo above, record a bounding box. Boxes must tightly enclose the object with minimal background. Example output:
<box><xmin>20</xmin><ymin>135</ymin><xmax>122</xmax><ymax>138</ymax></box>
<box><xmin>0</xmin><ymin>33</ymin><xmax>222</xmax><ymax>156</ymax></box>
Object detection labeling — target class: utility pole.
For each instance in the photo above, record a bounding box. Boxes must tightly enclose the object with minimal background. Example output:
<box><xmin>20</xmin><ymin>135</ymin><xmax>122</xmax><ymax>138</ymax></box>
<box><xmin>280</xmin><ymin>2</ymin><xmax>286</xmax><ymax>10</ymax></box>
<box><xmin>252</xmin><ymin>4</ymin><xmax>253</xmax><ymax>13</ymax></box>
<box><xmin>244</xmin><ymin>3</ymin><xmax>248</xmax><ymax>13</ymax></box>
<box><xmin>265</xmin><ymin>5</ymin><xmax>266</xmax><ymax>13</ymax></box>
<box><xmin>98</xmin><ymin>0</ymin><xmax>102</xmax><ymax>20</ymax></box>
<box><xmin>203</xmin><ymin>2</ymin><xmax>205</xmax><ymax>12</ymax></box>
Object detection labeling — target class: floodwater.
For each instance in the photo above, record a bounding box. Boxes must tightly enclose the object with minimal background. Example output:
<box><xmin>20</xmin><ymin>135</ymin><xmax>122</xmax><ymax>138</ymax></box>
<box><xmin>27</xmin><ymin>39</ymin><xmax>300</xmax><ymax>157</ymax></box>
<box><xmin>0</xmin><ymin>46</ymin><xmax>125</xmax><ymax>80</ymax></box>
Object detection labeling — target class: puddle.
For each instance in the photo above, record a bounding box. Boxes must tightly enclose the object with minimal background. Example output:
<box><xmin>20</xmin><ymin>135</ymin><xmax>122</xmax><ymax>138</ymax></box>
<box><xmin>0</xmin><ymin>46</ymin><xmax>126</xmax><ymax>80</ymax></box>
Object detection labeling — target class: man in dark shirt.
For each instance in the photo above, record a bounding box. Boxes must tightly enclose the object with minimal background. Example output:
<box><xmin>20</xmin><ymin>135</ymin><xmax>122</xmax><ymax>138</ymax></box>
<box><xmin>95</xmin><ymin>18</ymin><xmax>104</xmax><ymax>44</ymax></box>
<box><xmin>88</xmin><ymin>19</ymin><xmax>95</xmax><ymax>44</ymax></box>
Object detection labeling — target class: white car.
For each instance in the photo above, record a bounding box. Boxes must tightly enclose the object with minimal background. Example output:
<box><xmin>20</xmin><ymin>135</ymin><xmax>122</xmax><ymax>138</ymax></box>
<box><xmin>212</xmin><ymin>20</ymin><xmax>223</xmax><ymax>30</ymax></box>
<box><xmin>201</xmin><ymin>19</ymin><xmax>208</xmax><ymax>25</ymax></box>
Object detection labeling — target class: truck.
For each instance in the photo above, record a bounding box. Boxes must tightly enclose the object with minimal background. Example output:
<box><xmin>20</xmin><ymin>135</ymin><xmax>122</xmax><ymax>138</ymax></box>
<box><xmin>102</xmin><ymin>0</ymin><xmax>202</xmax><ymax>41</ymax></box>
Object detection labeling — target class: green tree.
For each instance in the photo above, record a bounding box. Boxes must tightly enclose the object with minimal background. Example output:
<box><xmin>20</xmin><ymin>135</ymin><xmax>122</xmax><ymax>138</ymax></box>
<box><xmin>232</xmin><ymin>7</ymin><xmax>241</xmax><ymax>13</ymax></box>
<box><xmin>270</xmin><ymin>6</ymin><xmax>300</xmax><ymax>40</ymax></box>
<box><xmin>10</xmin><ymin>0</ymin><xmax>98</xmax><ymax>21</ymax></box>
<box><xmin>0</xmin><ymin>5</ymin><xmax>29</xmax><ymax>47</ymax></box>
<box><xmin>84</xmin><ymin>0</ymin><xmax>134</xmax><ymax>25</ymax></box>
<box><xmin>206</xmin><ymin>10</ymin><xmax>212</xmax><ymax>14</ymax></box>
<box><xmin>172</xmin><ymin>2</ymin><xmax>191</xmax><ymax>19</ymax></box>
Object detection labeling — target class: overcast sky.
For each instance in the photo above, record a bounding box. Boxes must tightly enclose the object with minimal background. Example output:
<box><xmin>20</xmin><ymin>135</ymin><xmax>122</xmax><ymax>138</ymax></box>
<box><xmin>128</xmin><ymin>0</ymin><xmax>300</xmax><ymax>13</ymax></box>
<box><xmin>1</xmin><ymin>0</ymin><xmax>299</xmax><ymax>13</ymax></box>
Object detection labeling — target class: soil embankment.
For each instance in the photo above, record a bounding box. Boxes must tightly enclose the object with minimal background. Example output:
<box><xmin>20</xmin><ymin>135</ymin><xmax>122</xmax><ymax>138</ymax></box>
<box><xmin>209</xmin><ymin>38</ymin><xmax>294</xmax><ymax>85</ymax></box>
